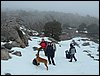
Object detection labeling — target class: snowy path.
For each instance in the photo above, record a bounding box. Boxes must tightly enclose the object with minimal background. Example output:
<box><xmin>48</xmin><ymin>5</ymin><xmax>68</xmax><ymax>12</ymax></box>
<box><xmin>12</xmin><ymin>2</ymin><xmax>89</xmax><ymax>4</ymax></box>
<box><xmin>1</xmin><ymin>37</ymin><xmax>99</xmax><ymax>75</ymax></box>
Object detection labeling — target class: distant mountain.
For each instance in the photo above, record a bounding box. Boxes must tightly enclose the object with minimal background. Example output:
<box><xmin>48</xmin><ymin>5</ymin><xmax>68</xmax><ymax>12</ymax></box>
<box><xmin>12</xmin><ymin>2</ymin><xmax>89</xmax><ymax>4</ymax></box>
<box><xmin>1</xmin><ymin>10</ymin><xmax>99</xmax><ymax>33</ymax></box>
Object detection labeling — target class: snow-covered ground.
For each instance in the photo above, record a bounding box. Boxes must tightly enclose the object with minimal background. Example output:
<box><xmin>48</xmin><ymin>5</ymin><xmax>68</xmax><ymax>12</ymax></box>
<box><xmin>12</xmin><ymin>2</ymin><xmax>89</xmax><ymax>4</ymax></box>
<box><xmin>1</xmin><ymin>36</ymin><xmax>99</xmax><ymax>75</ymax></box>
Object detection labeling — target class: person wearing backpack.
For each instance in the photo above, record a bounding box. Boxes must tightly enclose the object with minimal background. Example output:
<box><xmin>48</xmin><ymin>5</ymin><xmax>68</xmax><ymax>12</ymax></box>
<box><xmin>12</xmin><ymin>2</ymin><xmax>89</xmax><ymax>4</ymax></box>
<box><xmin>65</xmin><ymin>50</ymin><xmax>71</xmax><ymax>59</ymax></box>
<box><xmin>51</xmin><ymin>41</ymin><xmax>56</xmax><ymax>52</ymax></box>
<box><xmin>45</xmin><ymin>42</ymin><xmax>56</xmax><ymax>65</ymax></box>
<box><xmin>69</xmin><ymin>43</ymin><xmax>77</xmax><ymax>62</ymax></box>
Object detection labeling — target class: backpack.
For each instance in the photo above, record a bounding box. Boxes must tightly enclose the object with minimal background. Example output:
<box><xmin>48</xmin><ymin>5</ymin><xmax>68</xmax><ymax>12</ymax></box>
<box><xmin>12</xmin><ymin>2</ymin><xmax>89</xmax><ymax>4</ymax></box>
<box><xmin>32</xmin><ymin>58</ymin><xmax>40</xmax><ymax>66</ymax></box>
<box><xmin>32</xmin><ymin>47</ymin><xmax>38</xmax><ymax>51</ymax></box>
<box><xmin>65</xmin><ymin>50</ymin><xmax>71</xmax><ymax>59</ymax></box>
<box><xmin>52</xmin><ymin>43</ymin><xmax>56</xmax><ymax>51</ymax></box>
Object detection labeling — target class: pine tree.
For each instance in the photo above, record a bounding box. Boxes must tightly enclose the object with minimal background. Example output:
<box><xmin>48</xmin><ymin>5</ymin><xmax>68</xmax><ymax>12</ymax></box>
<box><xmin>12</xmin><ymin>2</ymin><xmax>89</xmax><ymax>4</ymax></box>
<box><xmin>44</xmin><ymin>20</ymin><xmax>62</xmax><ymax>41</ymax></box>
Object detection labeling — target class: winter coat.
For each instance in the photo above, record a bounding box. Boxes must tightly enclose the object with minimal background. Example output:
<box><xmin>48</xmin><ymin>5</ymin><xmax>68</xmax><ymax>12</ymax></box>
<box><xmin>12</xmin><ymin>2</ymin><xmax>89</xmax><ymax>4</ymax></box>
<box><xmin>45</xmin><ymin>45</ymin><xmax>55</xmax><ymax>57</ymax></box>
<box><xmin>39</xmin><ymin>41</ymin><xmax>47</xmax><ymax>49</ymax></box>
<box><xmin>69</xmin><ymin>47</ymin><xmax>76</xmax><ymax>55</ymax></box>
<box><xmin>51</xmin><ymin>42</ymin><xmax>56</xmax><ymax>51</ymax></box>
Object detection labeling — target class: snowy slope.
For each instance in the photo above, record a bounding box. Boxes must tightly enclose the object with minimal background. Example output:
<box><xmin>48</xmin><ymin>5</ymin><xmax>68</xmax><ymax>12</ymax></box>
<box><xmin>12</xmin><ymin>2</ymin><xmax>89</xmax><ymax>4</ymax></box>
<box><xmin>1</xmin><ymin>36</ymin><xmax>99</xmax><ymax>75</ymax></box>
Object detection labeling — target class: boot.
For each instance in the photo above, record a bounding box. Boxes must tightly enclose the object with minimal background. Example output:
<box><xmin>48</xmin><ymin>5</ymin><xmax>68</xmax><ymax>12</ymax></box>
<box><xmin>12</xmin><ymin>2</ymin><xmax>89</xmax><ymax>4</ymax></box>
<box><xmin>53</xmin><ymin>63</ymin><xmax>56</xmax><ymax>65</ymax></box>
<box><xmin>69</xmin><ymin>60</ymin><xmax>72</xmax><ymax>62</ymax></box>
<box><xmin>75</xmin><ymin>59</ymin><xmax>77</xmax><ymax>62</ymax></box>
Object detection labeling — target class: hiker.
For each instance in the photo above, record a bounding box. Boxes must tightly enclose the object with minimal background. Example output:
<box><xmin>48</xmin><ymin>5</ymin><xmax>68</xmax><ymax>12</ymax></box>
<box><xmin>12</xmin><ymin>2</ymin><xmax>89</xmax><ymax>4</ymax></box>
<box><xmin>38</xmin><ymin>38</ymin><xmax>47</xmax><ymax>55</ymax></box>
<box><xmin>45</xmin><ymin>42</ymin><xmax>56</xmax><ymax>65</ymax></box>
<box><xmin>72</xmin><ymin>40</ymin><xmax>80</xmax><ymax>48</ymax></box>
<box><xmin>69</xmin><ymin>43</ymin><xmax>77</xmax><ymax>62</ymax></box>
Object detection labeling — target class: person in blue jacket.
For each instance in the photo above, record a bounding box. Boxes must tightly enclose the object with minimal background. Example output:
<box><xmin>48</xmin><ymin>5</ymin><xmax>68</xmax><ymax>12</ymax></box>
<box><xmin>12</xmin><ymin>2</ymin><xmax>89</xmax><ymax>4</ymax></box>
<box><xmin>45</xmin><ymin>42</ymin><xmax>56</xmax><ymax>65</ymax></box>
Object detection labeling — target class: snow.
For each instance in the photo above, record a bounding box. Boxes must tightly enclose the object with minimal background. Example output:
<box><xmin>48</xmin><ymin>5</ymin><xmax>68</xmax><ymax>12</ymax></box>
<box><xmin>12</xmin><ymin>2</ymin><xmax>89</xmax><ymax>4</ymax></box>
<box><xmin>1</xmin><ymin>36</ymin><xmax>99</xmax><ymax>75</ymax></box>
<box><xmin>1</xmin><ymin>41</ymin><xmax>12</xmax><ymax>45</ymax></box>
<box><xmin>1</xmin><ymin>42</ymin><xmax>6</xmax><ymax>45</ymax></box>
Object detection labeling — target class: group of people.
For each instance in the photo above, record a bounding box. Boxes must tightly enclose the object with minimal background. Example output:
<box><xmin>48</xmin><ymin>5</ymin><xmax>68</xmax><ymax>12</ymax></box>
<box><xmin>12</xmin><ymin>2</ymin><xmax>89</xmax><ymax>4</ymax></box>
<box><xmin>38</xmin><ymin>38</ymin><xmax>56</xmax><ymax>65</ymax></box>
<box><xmin>36</xmin><ymin>38</ymin><xmax>77</xmax><ymax>66</ymax></box>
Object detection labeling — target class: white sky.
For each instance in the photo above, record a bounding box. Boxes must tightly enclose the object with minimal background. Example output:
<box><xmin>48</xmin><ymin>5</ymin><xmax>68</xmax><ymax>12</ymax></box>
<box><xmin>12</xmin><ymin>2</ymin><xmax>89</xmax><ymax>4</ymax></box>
<box><xmin>1</xmin><ymin>1</ymin><xmax>99</xmax><ymax>18</ymax></box>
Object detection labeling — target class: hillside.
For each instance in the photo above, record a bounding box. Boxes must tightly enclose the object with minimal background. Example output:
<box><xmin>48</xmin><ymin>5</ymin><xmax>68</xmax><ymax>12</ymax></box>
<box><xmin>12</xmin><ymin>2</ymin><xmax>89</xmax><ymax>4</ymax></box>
<box><xmin>1</xmin><ymin>36</ymin><xmax>99</xmax><ymax>75</ymax></box>
<box><xmin>1</xmin><ymin>10</ymin><xmax>99</xmax><ymax>32</ymax></box>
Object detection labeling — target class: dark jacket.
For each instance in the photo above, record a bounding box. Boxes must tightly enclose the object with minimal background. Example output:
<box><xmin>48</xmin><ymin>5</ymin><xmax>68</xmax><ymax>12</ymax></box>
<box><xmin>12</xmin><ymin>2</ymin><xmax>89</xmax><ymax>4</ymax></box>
<box><xmin>69</xmin><ymin>47</ymin><xmax>76</xmax><ymax>55</ymax></box>
<box><xmin>45</xmin><ymin>45</ymin><xmax>55</xmax><ymax>57</ymax></box>
<box><xmin>69</xmin><ymin>43</ymin><xmax>76</xmax><ymax>55</ymax></box>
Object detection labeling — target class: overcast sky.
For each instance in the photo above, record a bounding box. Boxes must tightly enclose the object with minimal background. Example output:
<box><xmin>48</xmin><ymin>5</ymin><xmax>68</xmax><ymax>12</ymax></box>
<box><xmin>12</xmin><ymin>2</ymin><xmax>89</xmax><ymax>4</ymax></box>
<box><xmin>1</xmin><ymin>1</ymin><xmax>99</xmax><ymax>18</ymax></box>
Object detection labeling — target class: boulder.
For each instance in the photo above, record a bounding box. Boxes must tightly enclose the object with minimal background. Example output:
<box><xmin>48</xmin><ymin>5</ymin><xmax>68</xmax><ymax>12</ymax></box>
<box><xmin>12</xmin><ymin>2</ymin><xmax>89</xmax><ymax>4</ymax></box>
<box><xmin>1</xmin><ymin>45</ymin><xmax>6</xmax><ymax>49</ymax></box>
<box><xmin>11</xmin><ymin>41</ymin><xmax>20</xmax><ymax>47</ymax></box>
<box><xmin>16</xmin><ymin>36</ymin><xmax>26</xmax><ymax>48</ymax></box>
<box><xmin>21</xmin><ymin>35</ymin><xmax>28</xmax><ymax>46</ymax></box>
<box><xmin>1</xmin><ymin>24</ymin><xmax>28</xmax><ymax>48</ymax></box>
<box><xmin>12</xmin><ymin>51</ymin><xmax>22</xmax><ymax>57</ymax></box>
<box><xmin>83</xmin><ymin>50</ymin><xmax>91</xmax><ymax>53</ymax></box>
<box><xmin>82</xmin><ymin>42</ymin><xmax>90</xmax><ymax>46</ymax></box>
<box><xmin>1</xmin><ymin>36</ymin><xmax>7</xmax><ymax>42</ymax></box>
<box><xmin>5</xmin><ymin>73</ymin><xmax>11</xmax><ymax>75</ymax></box>
<box><xmin>8</xmin><ymin>50</ymin><xmax>14</xmax><ymax>53</ymax></box>
<box><xmin>1</xmin><ymin>48</ymin><xmax>12</xmax><ymax>60</ymax></box>
<box><xmin>3</xmin><ymin>43</ymin><xmax>13</xmax><ymax>50</ymax></box>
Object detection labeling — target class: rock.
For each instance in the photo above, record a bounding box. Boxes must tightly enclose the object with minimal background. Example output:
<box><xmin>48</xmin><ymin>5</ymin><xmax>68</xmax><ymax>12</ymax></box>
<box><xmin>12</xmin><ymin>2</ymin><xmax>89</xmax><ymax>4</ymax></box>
<box><xmin>96</xmin><ymin>53</ymin><xmax>99</xmax><ymax>56</ymax></box>
<box><xmin>81</xmin><ymin>38</ymin><xmax>90</xmax><ymax>41</ymax></box>
<box><xmin>94</xmin><ymin>59</ymin><xmax>99</xmax><ymax>61</ymax></box>
<box><xmin>87</xmin><ymin>53</ymin><xmax>94</xmax><ymax>58</ymax></box>
<box><xmin>16</xmin><ymin>36</ymin><xmax>26</xmax><ymax>48</ymax></box>
<box><xmin>11</xmin><ymin>41</ymin><xmax>20</xmax><ymax>47</ymax></box>
<box><xmin>1</xmin><ymin>49</ymin><xmax>12</xmax><ymax>60</ymax></box>
<box><xmin>3</xmin><ymin>43</ymin><xmax>13</xmax><ymax>50</ymax></box>
<box><xmin>83</xmin><ymin>50</ymin><xmax>91</xmax><ymax>53</ymax></box>
<box><xmin>1</xmin><ymin>36</ymin><xmax>7</xmax><ymax>42</ymax></box>
<box><xmin>1</xmin><ymin>24</ymin><xmax>28</xmax><ymax>48</ymax></box>
<box><xmin>21</xmin><ymin>35</ymin><xmax>28</xmax><ymax>46</ymax></box>
<box><xmin>1</xmin><ymin>45</ymin><xmax>6</xmax><ymax>49</ymax></box>
<box><xmin>5</xmin><ymin>73</ymin><xmax>11</xmax><ymax>75</ymax></box>
<box><xmin>82</xmin><ymin>42</ymin><xmax>90</xmax><ymax>46</ymax></box>
<box><xmin>8</xmin><ymin>50</ymin><xmax>14</xmax><ymax>53</ymax></box>
<box><xmin>12</xmin><ymin>51</ymin><xmax>22</xmax><ymax>57</ymax></box>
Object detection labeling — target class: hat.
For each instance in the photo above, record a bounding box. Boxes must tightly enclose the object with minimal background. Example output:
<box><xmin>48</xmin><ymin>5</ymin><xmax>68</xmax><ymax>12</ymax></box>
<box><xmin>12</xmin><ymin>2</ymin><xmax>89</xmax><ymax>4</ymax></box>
<box><xmin>42</xmin><ymin>38</ymin><xmax>44</xmax><ymax>40</ymax></box>
<box><xmin>70</xmin><ymin>43</ymin><xmax>73</xmax><ymax>47</ymax></box>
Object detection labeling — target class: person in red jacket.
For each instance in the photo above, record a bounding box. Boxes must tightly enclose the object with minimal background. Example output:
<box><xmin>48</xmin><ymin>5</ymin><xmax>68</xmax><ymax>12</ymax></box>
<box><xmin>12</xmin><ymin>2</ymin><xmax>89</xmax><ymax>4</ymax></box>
<box><xmin>38</xmin><ymin>39</ymin><xmax>47</xmax><ymax>56</ymax></box>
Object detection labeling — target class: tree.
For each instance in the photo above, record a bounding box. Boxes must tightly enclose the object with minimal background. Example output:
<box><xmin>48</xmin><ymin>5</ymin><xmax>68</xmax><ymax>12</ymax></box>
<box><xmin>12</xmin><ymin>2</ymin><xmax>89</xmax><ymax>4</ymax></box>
<box><xmin>77</xmin><ymin>23</ymin><xmax>87</xmax><ymax>32</ymax></box>
<box><xmin>44</xmin><ymin>20</ymin><xmax>62</xmax><ymax>41</ymax></box>
<box><xmin>87</xmin><ymin>23</ymin><xmax>99</xmax><ymax>36</ymax></box>
<box><xmin>62</xmin><ymin>23</ymin><xmax>70</xmax><ymax>29</ymax></box>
